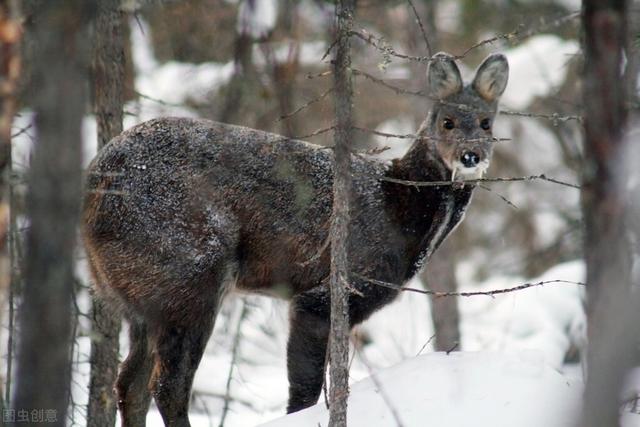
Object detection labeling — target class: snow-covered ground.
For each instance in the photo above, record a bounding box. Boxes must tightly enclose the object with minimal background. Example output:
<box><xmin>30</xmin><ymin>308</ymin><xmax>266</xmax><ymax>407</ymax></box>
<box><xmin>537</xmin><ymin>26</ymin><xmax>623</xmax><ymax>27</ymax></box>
<box><xmin>260</xmin><ymin>351</ymin><xmax>583</xmax><ymax>427</ymax></box>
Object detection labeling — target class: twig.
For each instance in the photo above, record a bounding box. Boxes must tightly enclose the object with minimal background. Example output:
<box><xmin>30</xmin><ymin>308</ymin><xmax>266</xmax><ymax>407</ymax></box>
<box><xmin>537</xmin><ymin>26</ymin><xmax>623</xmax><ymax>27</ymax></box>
<box><xmin>379</xmin><ymin>173</ymin><xmax>581</xmax><ymax>190</ymax></box>
<box><xmin>352</xmin><ymin>68</ymin><xmax>582</xmax><ymax>122</ymax></box>
<box><xmin>218</xmin><ymin>300</ymin><xmax>249</xmax><ymax>427</ymax></box>
<box><xmin>458</xmin><ymin>25</ymin><xmax>523</xmax><ymax>58</ymax></box>
<box><xmin>352</xmin><ymin>11</ymin><xmax>580</xmax><ymax>63</ymax></box>
<box><xmin>352</xmin><ymin>68</ymin><xmax>424</xmax><ymax>97</ymax></box>
<box><xmin>191</xmin><ymin>390</ymin><xmax>257</xmax><ymax>411</ymax></box>
<box><xmin>353</xmin><ymin>126</ymin><xmax>511</xmax><ymax>144</ymax></box>
<box><xmin>352</xmin><ymin>272</ymin><xmax>584</xmax><ymax>298</ymax></box>
<box><xmin>405</xmin><ymin>0</ymin><xmax>432</xmax><ymax>56</ymax></box>
<box><xmin>277</xmin><ymin>87</ymin><xmax>334</xmax><ymax>122</ymax></box>
<box><xmin>350</xmin><ymin>30</ymin><xmax>430</xmax><ymax>62</ymax></box>
<box><xmin>322</xmin><ymin>39</ymin><xmax>339</xmax><ymax>62</ymax></box>
<box><xmin>306</xmin><ymin>70</ymin><xmax>332</xmax><ymax>80</ymax></box>
<box><xmin>500</xmin><ymin>109</ymin><xmax>582</xmax><ymax>123</ymax></box>
<box><xmin>355</xmin><ymin>345</ymin><xmax>405</xmax><ymax>427</ymax></box>
<box><xmin>10</xmin><ymin>123</ymin><xmax>33</xmax><ymax>138</ymax></box>
<box><xmin>415</xmin><ymin>333</ymin><xmax>437</xmax><ymax>356</ymax></box>
<box><xmin>478</xmin><ymin>183</ymin><xmax>518</xmax><ymax>210</ymax></box>
<box><xmin>298</xmin><ymin>231</ymin><xmax>331</xmax><ymax>267</ymax></box>
<box><xmin>276</xmin><ymin>125</ymin><xmax>336</xmax><ymax>142</ymax></box>
<box><xmin>445</xmin><ymin>341</ymin><xmax>459</xmax><ymax>355</ymax></box>
<box><xmin>134</xmin><ymin>90</ymin><xmax>186</xmax><ymax>108</ymax></box>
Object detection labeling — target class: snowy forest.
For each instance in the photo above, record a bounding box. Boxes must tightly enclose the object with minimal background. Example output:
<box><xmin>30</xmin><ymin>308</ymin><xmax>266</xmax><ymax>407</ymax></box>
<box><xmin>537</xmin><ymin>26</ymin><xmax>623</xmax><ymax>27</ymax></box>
<box><xmin>0</xmin><ymin>0</ymin><xmax>639</xmax><ymax>426</ymax></box>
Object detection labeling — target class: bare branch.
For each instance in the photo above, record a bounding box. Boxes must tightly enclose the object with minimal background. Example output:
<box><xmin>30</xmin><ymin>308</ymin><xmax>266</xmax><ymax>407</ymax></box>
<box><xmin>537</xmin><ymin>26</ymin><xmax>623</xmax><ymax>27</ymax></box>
<box><xmin>350</xmin><ymin>30</ymin><xmax>430</xmax><ymax>62</ymax></box>
<box><xmin>379</xmin><ymin>173</ymin><xmax>581</xmax><ymax>190</ymax></box>
<box><xmin>352</xmin><ymin>68</ymin><xmax>424</xmax><ymax>97</ymax></box>
<box><xmin>276</xmin><ymin>87</ymin><xmax>334</xmax><ymax>122</ymax></box>
<box><xmin>500</xmin><ymin>109</ymin><xmax>582</xmax><ymax>123</ymax></box>
<box><xmin>352</xmin><ymin>68</ymin><xmax>582</xmax><ymax>122</ymax></box>
<box><xmin>305</xmin><ymin>70</ymin><xmax>332</xmax><ymax>80</ymax></box>
<box><xmin>405</xmin><ymin>0</ymin><xmax>432</xmax><ymax>56</ymax></box>
<box><xmin>274</xmin><ymin>125</ymin><xmax>336</xmax><ymax>143</ymax></box>
<box><xmin>218</xmin><ymin>300</ymin><xmax>249</xmax><ymax>427</ymax></box>
<box><xmin>478</xmin><ymin>183</ymin><xmax>519</xmax><ymax>210</ymax></box>
<box><xmin>10</xmin><ymin>123</ymin><xmax>33</xmax><ymax>139</ymax></box>
<box><xmin>458</xmin><ymin>25</ymin><xmax>523</xmax><ymax>58</ymax></box>
<box><xmin>352</xmin><ymin>272</ymin><xmax>584</xmax><ymax>298</ymax></box>
<box><xmin>415</xmin><ymin>333</ymin><xmax>437</xmax><ymax>356</ymax></box>
<box><xmin>354</xmin><ymin>343</ymin><xmax>405</xmax><ymax>427</ymax></box>
<box><xmin>352</xmin><ymin>126</ymin><xmax>511</xmax><ymax>144</ymax></box>
<box><xmin>352</xmin><ymin>11</ymin><xmax>580</xmax><ymax>63</ymax></box>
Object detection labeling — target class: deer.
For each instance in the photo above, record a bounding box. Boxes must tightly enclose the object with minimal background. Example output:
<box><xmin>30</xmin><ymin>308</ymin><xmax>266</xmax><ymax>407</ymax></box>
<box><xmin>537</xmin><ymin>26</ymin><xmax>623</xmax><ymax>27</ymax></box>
<box><xmin>82</xmin><ymin>52</ymin><xmax>508</xmax><ymax>427</ymax></box>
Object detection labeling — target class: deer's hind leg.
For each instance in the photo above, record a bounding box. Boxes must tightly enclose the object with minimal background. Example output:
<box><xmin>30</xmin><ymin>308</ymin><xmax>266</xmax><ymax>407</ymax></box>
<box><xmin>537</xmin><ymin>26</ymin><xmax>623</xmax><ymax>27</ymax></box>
<box><xmin>146</xmin><ymin>221</ymin><xmax>237</xmax><ymax>426</ymax></box>
<box><xmin>150</xmin><ymin>313</ymin><xmax>217</xmax><ymax>427</ymax></box>
<box><xmin>115</xmin><ymin>318</ymin><xmax>154</xmax><ymax>427</ymax></box>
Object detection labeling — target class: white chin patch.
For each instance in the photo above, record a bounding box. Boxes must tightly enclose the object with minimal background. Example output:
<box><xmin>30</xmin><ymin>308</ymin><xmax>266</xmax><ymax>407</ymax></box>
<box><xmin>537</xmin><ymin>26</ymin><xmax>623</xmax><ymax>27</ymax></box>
<box><xmin>451</xmin><ymin>160</ymin><xmax>489</xmax><ymax>181</ymax></box>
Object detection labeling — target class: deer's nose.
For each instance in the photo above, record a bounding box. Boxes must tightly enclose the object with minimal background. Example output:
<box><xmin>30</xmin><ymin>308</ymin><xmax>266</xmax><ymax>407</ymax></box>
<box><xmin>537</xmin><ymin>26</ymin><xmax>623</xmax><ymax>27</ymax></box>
<box><xmin>460</xmin><ymin>152</ymin><xmax>480</xmax><ymax>168</ymax></box>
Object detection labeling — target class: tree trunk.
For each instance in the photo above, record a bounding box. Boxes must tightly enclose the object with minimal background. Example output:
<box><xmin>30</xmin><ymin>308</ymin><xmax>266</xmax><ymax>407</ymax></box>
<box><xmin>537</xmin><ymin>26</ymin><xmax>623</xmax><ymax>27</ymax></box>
<box><xmin>86</xmin><ymin>5</ymin><xmax>125</xmax><ymax>425</ymax></box>
<box><xmin>410</xmin><ymin>0</ymin><xmax>461</xmax><ymax>354</ymax></box>
<box><xmin>12</xmin><ymin>2</ymin><xmax>93</xmax><ymax>425</ymax></box>
<box><xmin>329</xmin><ymin>1</ymin><xmax>356</xmax><ymax>426</ymax></box>
<box><xmin>0</xmin><ymin>1</ymin><xmax>21</xmax><ymax>411</ymax></box>
<box><xmin>580</xmin><ymin>1</ymin><xmax>638</xmax><ymax>426</ymax></box>
<box><xmin>423</xmin><ymin>240</ymin><xmax>460</xmax><ymax>351</ymax></box>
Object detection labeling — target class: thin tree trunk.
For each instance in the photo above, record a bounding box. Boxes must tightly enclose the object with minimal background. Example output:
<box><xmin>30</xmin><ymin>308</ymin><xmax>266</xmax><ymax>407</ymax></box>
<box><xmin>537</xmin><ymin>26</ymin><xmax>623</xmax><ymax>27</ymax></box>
<box><xmin>87</xmin><ymin>2</ymin><xmax>125</xmax><ymax>426</ymax></box>
<box><xmin>580</xmin><ymin>1</ymin><xmax>638</xmax><ymax>426</ymax></box>
<box><xmin>329</xmin><ymin>1</ymin><xmax>355</xmax><ymax>426</ymax></box>
<box><xmin>220</xmin><ymin>32</ymin><xmax>255</xmax><ymax>125</ymax></box>
<box><xmin>410</xmin><ymin>0</ymin><xmax>460</xmax><ymax>353</ymax></box>
<box><xmin>272</xmin><ymin>0</ymin><xmax>300</xmax><ymax>137</ymax></box>
<box><xmin>423</xmin><ymin>240</ymin><xmax>460</xmax><ymax>351</ymax></box>
<box><xmin>13</xmin><ymin>2</ymin><xmax>93</xmax><ymax>425</ymax></box>
<box><xmin>0</xmin><ymin>0</ymin><xmax>21</xmax><ymax>413</ymax></box>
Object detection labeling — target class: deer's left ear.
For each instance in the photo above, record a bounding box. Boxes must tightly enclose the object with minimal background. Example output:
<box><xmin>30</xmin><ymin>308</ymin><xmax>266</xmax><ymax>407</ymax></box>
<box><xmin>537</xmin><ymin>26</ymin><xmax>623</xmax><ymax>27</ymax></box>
<box><xmin>472</xmin><ymin>53</ymin><xmax>509</xmax><ymax>103</ymax></box>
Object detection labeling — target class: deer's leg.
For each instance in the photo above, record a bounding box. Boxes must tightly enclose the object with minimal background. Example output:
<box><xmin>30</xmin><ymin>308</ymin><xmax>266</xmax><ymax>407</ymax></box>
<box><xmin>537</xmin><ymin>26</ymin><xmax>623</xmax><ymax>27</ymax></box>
<box><xmin>286</xmin><ymin>289</ymin><xmax>330</xmax><ymax>413</ymax></box>
<box><xmin>150</xmin><ymin>314</ymin><xmax>216</xmax><ymax>427</ymax></box>
<box><xmin>286</xmin><ymin>274</ymin><xmax>401</xmax><ymax>413</ymax></box>
<box><xmin>115</xmin><ymin>318</ymin><xmax>153</xmax><ymax>427</ymax></box>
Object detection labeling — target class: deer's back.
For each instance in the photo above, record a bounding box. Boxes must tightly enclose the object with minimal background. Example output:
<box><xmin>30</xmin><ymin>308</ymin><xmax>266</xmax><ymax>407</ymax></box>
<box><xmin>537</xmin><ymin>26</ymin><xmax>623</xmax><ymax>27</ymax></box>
<box><xmin>83</xmin><ymin>117</ymin><xmax>398</xmax><ymax>304</ymax></box>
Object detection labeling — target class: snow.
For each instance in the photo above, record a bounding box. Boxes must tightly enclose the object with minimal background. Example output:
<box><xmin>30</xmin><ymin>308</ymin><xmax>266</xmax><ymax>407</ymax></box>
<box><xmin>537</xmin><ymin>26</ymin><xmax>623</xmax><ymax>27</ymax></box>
<box><xmin>131</xmin><ymin>18</ymin><xmax>235</xmax><ymax>106</ymax></box>
<box><xmin>236</xmin><ymin>0</ymin><xmax>278</xmax><ymax>39</ymax></box>
<box><xmin>501</xmin><ymin>35</ymin><xmax>579</xmax><ymax>110</ymax></box>
<box><xmin>371</xmin><ymin>117</ymin><xmax>415</xmax><ymax>161</ymax></box>
<box><xmin>259</xmin><ymin>351</ymin><xmax>583</xmax><ymax>427</ymax></box>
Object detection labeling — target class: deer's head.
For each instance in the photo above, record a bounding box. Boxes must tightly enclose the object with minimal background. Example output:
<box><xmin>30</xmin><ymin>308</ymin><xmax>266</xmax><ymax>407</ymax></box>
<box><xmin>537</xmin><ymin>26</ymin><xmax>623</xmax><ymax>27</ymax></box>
<box><xmin>426</xmin><ymin>52</ymin><xmax>509</xmax><ymax>180</ymax></box>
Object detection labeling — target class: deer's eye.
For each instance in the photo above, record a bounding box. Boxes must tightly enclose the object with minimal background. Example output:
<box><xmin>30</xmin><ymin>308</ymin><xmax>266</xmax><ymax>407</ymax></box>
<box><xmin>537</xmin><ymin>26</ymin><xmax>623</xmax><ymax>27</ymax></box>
<box><xmin>443</xmin><ymin>118</ymin><xmax>455</xmax><ymax>130</ymax></box>
<box><xmin>480</xmin><ymin>118</ymin><xmax>491</xmax><ymax>130</ymax></box>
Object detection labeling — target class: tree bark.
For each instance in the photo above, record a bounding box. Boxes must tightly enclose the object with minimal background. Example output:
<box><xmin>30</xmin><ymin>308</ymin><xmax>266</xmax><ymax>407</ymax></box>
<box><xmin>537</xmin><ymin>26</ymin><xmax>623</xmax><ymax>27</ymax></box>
<box><xmin>87</xmin><ymin>5</ymin><xmax>126</xmax><ymax>426</ymax></box>
<box><xmin>329</xmin><ymin>1</ymin><xmax>355</xmax><ymax>426</ymax></box>
<box><xmin>423</xmin><ymin>240</ymin><xmax>460</xmax><ymax>351</ymax></box>
<box><xmin>580</xmin><ymin>1</ymin><xmax>638</xmax><ymax>426</ymax></box>
<box><xmin>12</xmin><ymin>2</ymin><xmax>93</xmax><ymax>425</ymax></box>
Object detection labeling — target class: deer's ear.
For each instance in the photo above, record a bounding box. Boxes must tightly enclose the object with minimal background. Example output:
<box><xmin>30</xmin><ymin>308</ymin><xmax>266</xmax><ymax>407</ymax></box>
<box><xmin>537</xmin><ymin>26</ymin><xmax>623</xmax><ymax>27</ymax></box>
<box><xmin>472</xmin><ymin>53</ymin><xmax>509</xmax><ymax>102</ymax></box>
<box><xmin>428</xmin><ymin>52</ymin><xmax>463</xmax><ymax>99</ymax></box>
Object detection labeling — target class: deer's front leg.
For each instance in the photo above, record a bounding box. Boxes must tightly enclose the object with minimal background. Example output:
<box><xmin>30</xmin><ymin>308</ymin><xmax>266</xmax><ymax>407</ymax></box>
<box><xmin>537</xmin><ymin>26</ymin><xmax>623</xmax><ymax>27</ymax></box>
<box><xmin>286</xmin><ymin>289</ymin><xmax>330</xmax><ymax>413</ymax></box>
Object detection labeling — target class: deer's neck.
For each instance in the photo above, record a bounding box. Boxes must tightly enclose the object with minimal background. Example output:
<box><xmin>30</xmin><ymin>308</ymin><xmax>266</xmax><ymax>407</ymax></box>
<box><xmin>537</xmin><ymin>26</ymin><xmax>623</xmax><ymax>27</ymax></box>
<box><xmin>384</xmin><ymin>139</ymin><xmax>473</xmax><ymax>279</ymax></box>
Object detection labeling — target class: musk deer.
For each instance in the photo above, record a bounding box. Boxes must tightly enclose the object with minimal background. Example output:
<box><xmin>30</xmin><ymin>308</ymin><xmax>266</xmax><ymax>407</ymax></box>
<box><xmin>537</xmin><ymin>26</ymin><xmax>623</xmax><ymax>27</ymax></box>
<box><xmin>82</xmin><ymin>52</ymin><xmax>508</xmax><ymax>426</ymax></box>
